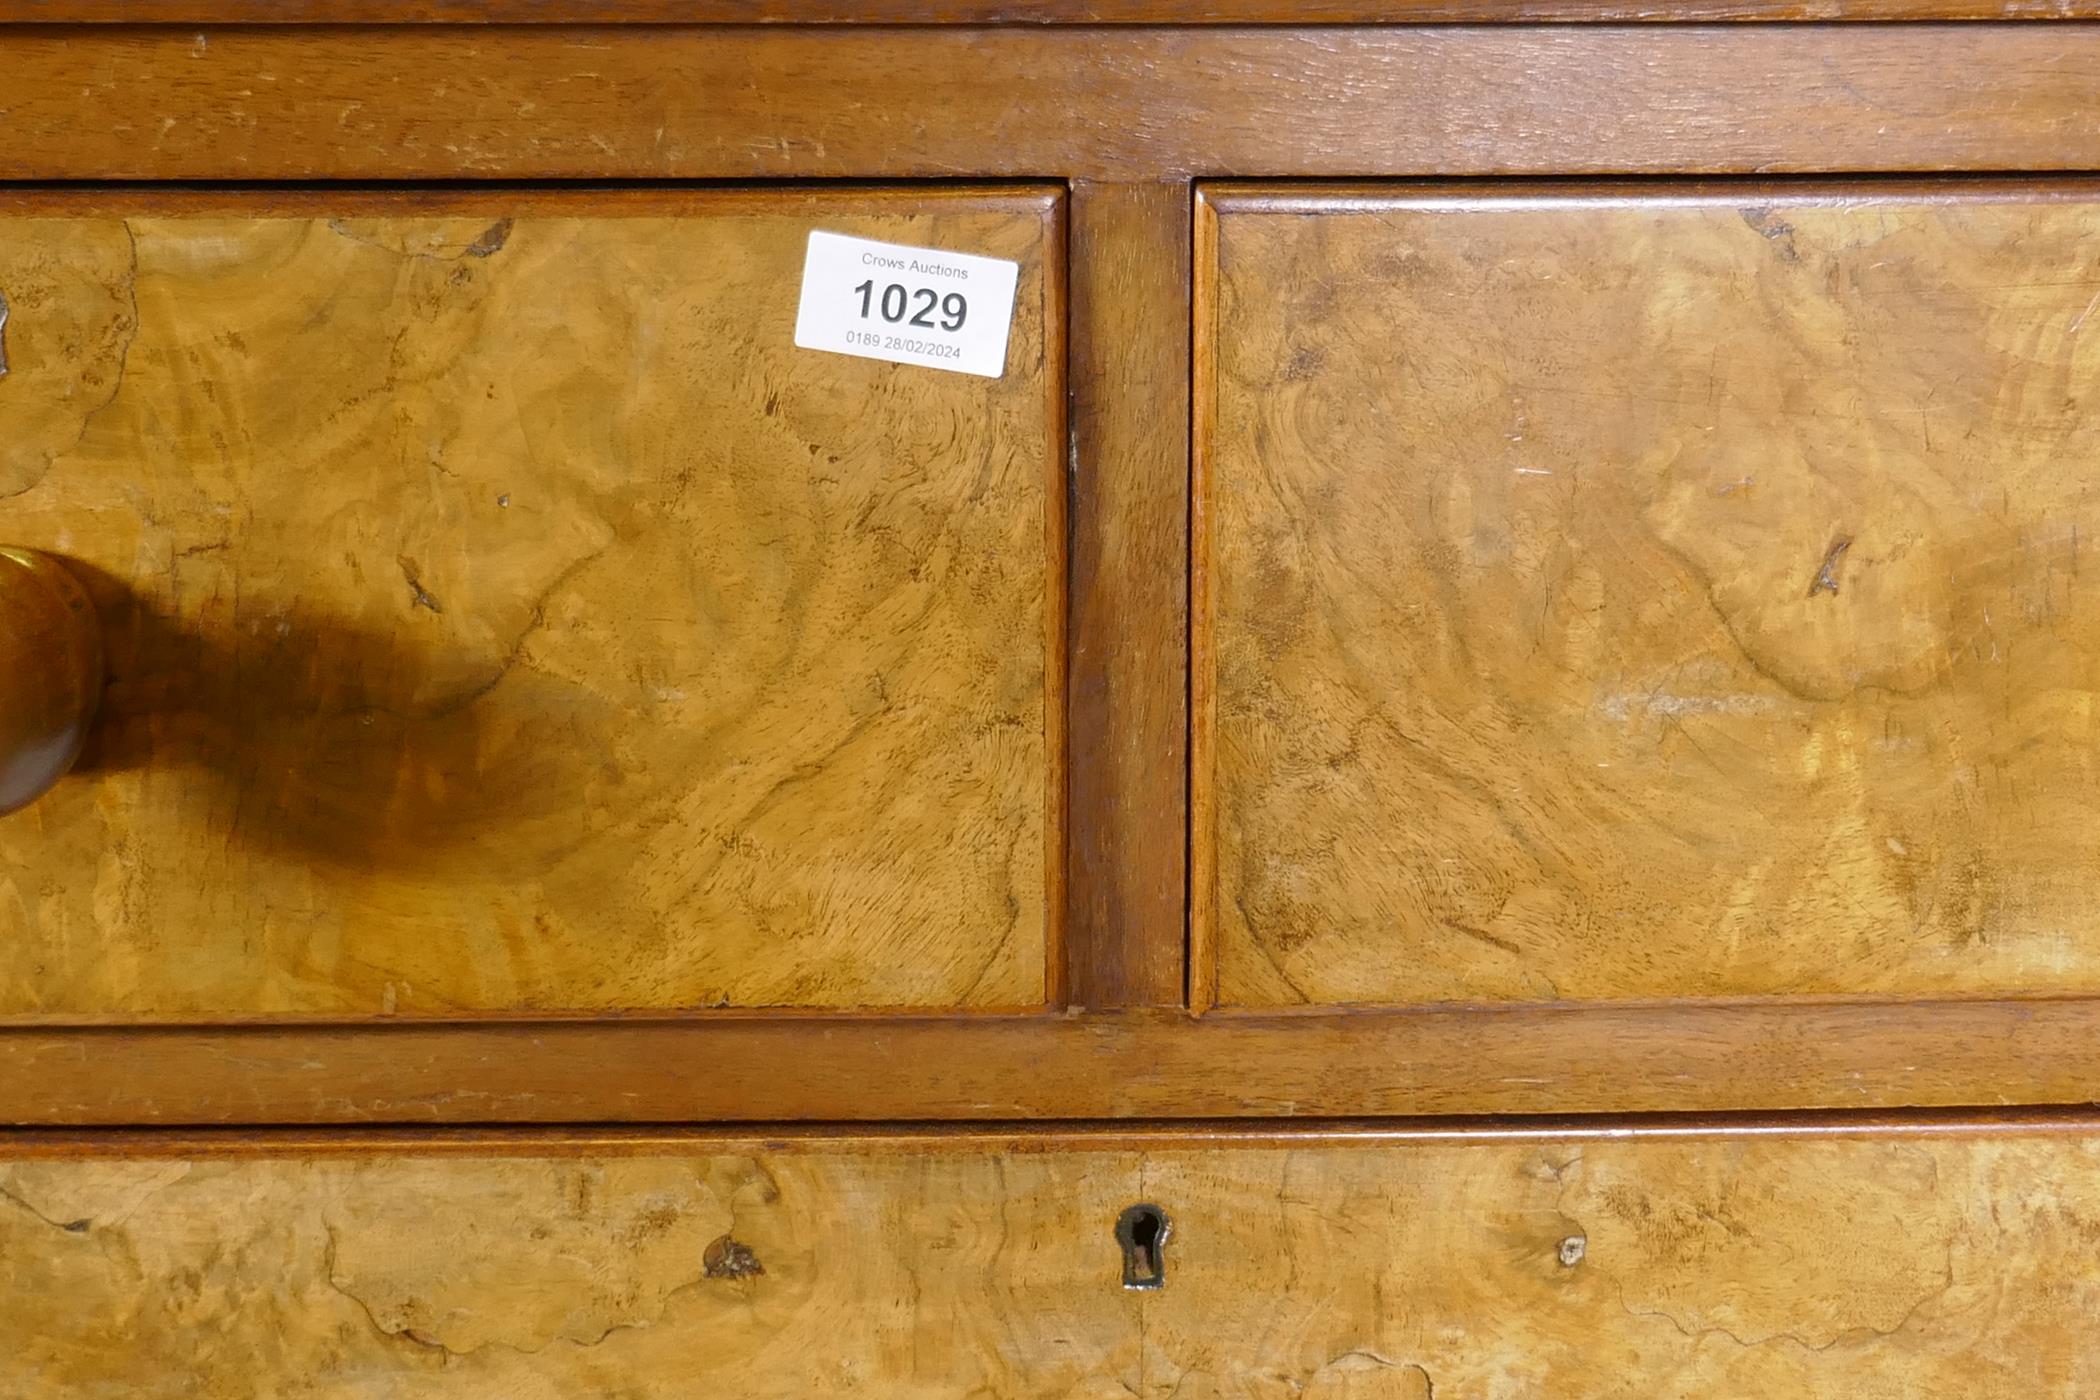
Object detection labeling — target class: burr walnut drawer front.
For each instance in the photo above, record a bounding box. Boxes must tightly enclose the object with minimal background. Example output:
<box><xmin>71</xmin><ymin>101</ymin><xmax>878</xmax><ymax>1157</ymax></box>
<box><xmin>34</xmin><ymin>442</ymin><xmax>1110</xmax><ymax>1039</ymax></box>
<box><xmin>4</xmin><ymin>1120</ymin><xmax>2095</xmax><ymax>1396</ymax></box>
<box><xmin>1196</xmin><ymin>182</ymin><xmax>2100</xmax><ymax>1011</ymax></box>
<box><xmin>0</xmin><ymin>187</ymin><xmax>1064</xmax><ymax>1019</ymax></box>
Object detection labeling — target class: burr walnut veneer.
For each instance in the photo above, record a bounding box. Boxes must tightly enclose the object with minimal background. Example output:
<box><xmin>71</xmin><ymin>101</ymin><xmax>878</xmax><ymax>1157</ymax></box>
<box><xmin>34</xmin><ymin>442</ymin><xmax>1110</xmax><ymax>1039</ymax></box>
<box><xmin>0</xmin><ymin>188</ymin><xmax>1062</xmax><ymax>1018</ymax></box>
<box><xmin>5</xmin><ymin>6</ymin><xmax>2100</xmax><ymax>1395</ymax></box>
<box><xmin>10</xmin><ymin>1117</ymin><xmax>2100</xmax><ymax>1397</ymax></box>
<box><xmin>1196</xmin><ymin>184</ymin><xmax>2100</xmax><ymax>1010</ymax></box>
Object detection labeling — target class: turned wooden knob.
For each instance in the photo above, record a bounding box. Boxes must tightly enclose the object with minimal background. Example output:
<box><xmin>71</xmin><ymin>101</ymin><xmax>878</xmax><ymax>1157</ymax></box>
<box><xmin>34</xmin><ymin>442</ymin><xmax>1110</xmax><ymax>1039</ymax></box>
<box><xmin>0</xmin><ymin>548</ymin><xmax>103</xmax><ymax>816</ymax></box>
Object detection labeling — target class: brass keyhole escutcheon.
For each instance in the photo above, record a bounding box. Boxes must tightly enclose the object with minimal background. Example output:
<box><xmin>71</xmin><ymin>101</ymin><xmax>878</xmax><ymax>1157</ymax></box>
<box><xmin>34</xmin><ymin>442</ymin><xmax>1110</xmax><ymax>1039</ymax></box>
<box><xmin>0</xmin><ymin>548</ymin><xmax>103</xmax><ymax>816</ymax></box>
<box><xmin>1115</xmin><ymin>1202</ymin><xmax>1170</xmax><ymax>1290</ymax></box>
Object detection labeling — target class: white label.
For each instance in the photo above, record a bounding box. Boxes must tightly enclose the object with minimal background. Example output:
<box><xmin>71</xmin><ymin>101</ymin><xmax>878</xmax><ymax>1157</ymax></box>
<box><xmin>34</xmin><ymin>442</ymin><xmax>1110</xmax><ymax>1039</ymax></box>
<box><xmin>793</xmin><ymin>231</ymin><xmax>1020</xmax><ymax>379</ymax></box>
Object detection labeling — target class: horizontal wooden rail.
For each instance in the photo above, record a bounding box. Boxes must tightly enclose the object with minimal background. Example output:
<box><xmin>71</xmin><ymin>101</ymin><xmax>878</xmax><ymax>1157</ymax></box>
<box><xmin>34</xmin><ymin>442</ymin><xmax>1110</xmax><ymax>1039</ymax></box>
<box><xmin>7</xmin><ymin>1106</ymin><xmax>2100</xmax><ymax>1156</ymax></box>
<box><xmin>4</xmin><ymin>1</ymin><xmax>2098</xmax><ymax>23</ymax></box>
<box><xmin>6</xmin><ymin>27</ymin><xmax>2100</xmax><ymax>183</ymax></box>
<box><xmin>6</xmin><ymin>999</ymin><xmax>2100</xmax><ymax>1124</ymax></box>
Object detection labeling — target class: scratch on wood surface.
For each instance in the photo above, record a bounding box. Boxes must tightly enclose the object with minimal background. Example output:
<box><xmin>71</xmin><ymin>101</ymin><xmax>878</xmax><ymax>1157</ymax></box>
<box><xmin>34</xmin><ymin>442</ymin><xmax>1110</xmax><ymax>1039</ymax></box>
<box><xmin>398</xmin><ymin>556</ymin><xmax>444</xmax><ymax>614</ymax></box>
<box><xmin>1809</xmin><ymin>536</ymin><xmax>1854</xmax><ymax>597</ymax></box>
<box><xmin>466</xmin><ymin>218</ymin><xmax>513</xmax><ymax>257</ymax></box>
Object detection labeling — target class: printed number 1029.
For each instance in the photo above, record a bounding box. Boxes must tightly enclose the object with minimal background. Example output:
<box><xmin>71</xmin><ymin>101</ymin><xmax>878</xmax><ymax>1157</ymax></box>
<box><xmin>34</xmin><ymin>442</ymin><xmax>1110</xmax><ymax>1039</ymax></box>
<box><xmin>853</xmin><ymin>279</ymin><xmax>968</xmax><ymax>333</ymax></box>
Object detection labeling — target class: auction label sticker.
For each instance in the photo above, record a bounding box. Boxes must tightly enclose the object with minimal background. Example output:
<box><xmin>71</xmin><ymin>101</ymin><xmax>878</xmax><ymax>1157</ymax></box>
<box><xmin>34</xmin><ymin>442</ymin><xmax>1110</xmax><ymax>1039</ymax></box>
<box><xmin>793</xmin><ymin>231</ymin><xmax>1020</xmax><ymax>379</ymax></box>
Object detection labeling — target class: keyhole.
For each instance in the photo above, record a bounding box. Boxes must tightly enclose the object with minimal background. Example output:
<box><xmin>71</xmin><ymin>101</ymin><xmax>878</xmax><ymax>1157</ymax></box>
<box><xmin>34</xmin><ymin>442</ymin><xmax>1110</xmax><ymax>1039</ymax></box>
<box><xmin>1115</xmin><ymin>1203</ymin><xmax>1170</xmax><ymax>1290</ymax></box>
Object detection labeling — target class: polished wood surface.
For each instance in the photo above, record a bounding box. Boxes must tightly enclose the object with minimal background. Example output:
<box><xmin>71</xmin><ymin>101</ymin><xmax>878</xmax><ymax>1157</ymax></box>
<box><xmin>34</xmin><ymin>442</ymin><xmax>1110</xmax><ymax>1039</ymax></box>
<box><xmin>0</xmin><ymin>188</ymin><xmax>1061</xmax><ymax>1018</ymax></box>
<box><xmin>0</xmin><ymin>549</ymin><xmax>102</xmax><ymax>817</ymax></box>
<box><xmin>6</xmin><ymin>0</ymin><xmax>2096</xmax><ymax>21</ymax></box>
<box><xmin>9</xmin><ymin>29</ymin><xmax>2100</xmax><ymax>184</ymax></box>
<box><xmin>6</xmin><ymin>1119</ymin><xmax>2098</xmax><ymax>1395</ymax></box>
<box><xmin>17</xmin><ymin>998</ymin><xmax>2100</xmax><ymax>1123</ymax></box>
<box><xmin>10</xmin><ymin>1107</ymin><xmax>2100</xmax><ymax>1156</ymax></box>
<box><xmin>1199</xmin><ymin>183</ymin><xmax>2100</xmax><ymax>1008</ymax></box>
<box><xmin>8</xmin><ymin>11</ymin><xmax>2100</xmax><ymax>1136</ymax></box>
<box><xmin>1065</xmin><ymin>182</ymin><xmax>1190</xmax><ymax>1008</ymax></box>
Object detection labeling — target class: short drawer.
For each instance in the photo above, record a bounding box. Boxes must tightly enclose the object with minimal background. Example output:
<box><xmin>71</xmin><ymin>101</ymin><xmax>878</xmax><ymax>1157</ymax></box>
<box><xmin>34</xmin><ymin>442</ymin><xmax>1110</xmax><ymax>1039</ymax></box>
<box><xmin>0</xmin><ymin>187</ymin><xmax>1063</xmax><ymax>1019</ymax></box>
<box><xmin>4</xmin><ymin>1118</ymin><xmax>2093</xmax><ymax>1395</ymax></box>
<box><xmin>1197</xmin><ymin>182</ymin><xmax>2100</xmax><ymax>1009</ymax></box>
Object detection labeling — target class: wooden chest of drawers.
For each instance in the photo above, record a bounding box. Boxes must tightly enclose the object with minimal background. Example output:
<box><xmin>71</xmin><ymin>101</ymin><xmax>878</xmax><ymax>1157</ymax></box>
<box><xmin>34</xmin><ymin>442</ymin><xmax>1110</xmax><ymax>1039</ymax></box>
<box><xmin>6</xmin><ymin>6</ymin><xmax>2100</xmax><ymax>1394</ymax></box>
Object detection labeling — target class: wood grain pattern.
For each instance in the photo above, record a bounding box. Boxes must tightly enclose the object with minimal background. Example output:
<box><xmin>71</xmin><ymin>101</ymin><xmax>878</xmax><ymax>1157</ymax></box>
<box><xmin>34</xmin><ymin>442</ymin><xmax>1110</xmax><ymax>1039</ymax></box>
<box><xmin>0</xmin><ymin>549</ymin><xmax>102</xmax><ymax>816</ymax></box>
<box><xmin>0</xmin><ymin>188</ymin><xmax>1061</xmax><ymax>1017</ymax></box>
<box><xmin>9</xmin><ymin>1108</ymin><xmax>2100</xmax><ymax>1156</ymax></box>
<box><xmin>18</xmin><ymin>998</ymin><xmax>2100</xmax><ymax>1123</ymax></box>
<box><xmin>1200</xmin><ymin>183</ymin><xmax>2100</xmax><ymax>1008</ymax></box>
<box><xmin>1065</xmin><ymin>182</ymin><xmax>1189</xmax><ymax>1008</ymax></box>
<box><xmin>8</xmin><ymin>1121</ymin><xmax>2100</xmax><ymax>1395</ymax></box>
<box><xmin>7</xmin><ymin>0</ymin><xmax>2098</xmax><ymax>21</ymax></box>
<box><xmin>10</xmin><ymin>28</ymin><xmax>2100</xmax><ymax>184</ymax></box>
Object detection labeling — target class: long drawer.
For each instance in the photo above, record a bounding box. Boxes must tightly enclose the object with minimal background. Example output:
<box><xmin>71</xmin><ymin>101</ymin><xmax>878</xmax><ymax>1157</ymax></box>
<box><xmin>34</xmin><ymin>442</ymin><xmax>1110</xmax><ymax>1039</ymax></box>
<box><xmin>5</xmin><ymin>1119</ymin><xmax>2094</xmax><ymax>1396</ymax></box>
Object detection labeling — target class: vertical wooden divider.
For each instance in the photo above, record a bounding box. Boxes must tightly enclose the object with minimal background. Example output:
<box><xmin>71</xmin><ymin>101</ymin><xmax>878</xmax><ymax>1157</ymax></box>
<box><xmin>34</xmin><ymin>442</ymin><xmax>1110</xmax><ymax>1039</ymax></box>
<box><xmin>1188</xmin><ymin>186</ymin><xmax>1219</xmax><ymax>1015</ymax></box>
<box><xmin>1064</xmin><ymin>180</ymin><xmax>1192</xmax><ymax>1009</ymax></box>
